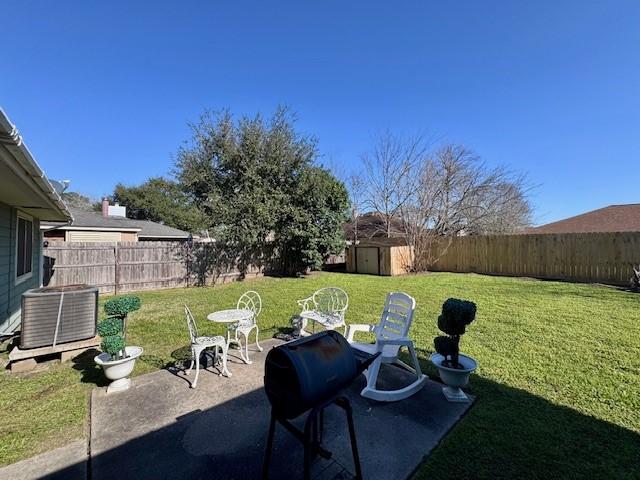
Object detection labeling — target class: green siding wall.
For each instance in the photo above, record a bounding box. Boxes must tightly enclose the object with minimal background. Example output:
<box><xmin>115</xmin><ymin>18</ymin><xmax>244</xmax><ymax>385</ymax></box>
<box><xmin>0</xmin><ymin>202</ymin><xmax>41</xmax><ymax>334</ymax></box>
<box><xmin>0</xmin><ymin>203</ymin><xmax>10</xmax><ymax>327</ymax></box>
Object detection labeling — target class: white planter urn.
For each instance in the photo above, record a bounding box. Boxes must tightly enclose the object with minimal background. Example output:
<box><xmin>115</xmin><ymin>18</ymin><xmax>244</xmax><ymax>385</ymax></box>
<box><xmin>95</xmin><ymin>346</ymin><xmax>143</xmax><ymax>394</ymax></box>
<box><xmin>430</xmin><ymin>352</ymin><xmax>477</xmax><ymax>402</ymax></box>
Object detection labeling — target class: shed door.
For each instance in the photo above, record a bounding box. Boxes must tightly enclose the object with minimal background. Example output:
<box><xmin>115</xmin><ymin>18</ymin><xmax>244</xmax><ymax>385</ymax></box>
<box><xmin>356</xmin><ymin>247</ymin><xmax>379</xmax><ymax>275</ymax></box>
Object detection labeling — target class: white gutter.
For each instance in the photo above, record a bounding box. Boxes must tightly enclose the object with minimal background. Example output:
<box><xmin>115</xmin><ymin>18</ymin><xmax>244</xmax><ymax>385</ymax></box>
<box><xmin>138</xmin><ymin>233</ymin><xmax>190</xmax><ymax>238</ymax></box>
<box><xmin>50</xmin><ymin>226</ymin><xmax>142</xmax><ymax>232</ymax></box>
<box><xmin>0</xmin><ymin>108</ymin><xmax>72</xmax><ymax>222</ymax></box>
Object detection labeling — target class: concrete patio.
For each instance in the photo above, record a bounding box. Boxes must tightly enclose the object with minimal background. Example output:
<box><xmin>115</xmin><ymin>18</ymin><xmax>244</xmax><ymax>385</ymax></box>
<box><xmin>3</xmin><ymin>339</ymin><xmax>473</xmax><ymax>480</ymax></box>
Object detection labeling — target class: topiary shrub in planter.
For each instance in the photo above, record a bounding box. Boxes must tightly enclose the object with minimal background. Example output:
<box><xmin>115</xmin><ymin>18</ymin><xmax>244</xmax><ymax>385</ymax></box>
<box><xmin>95</xmin><ymin>295</ymin><xmax>143</xmax><ymax>393</ymax></box>
<box><xmin>434</xmin><ymin>298</ymin><xmax>477</xmax><ymax>369</ymax></box>
<box><xmin>104</xmin><ymin>295</ymin><xmax>141</xmax><ymax>342</ymax></box>
<box><xmin>104</xmin><ymin>295</ymin><xmax>141</xmax><ymax>319</ymax></box>
<box><xmin>97</xmin><ymin>317</ymin><xmax>126</xmax><ymax>360</ymax></box>
<box><xmin>430</xmin><ymin>298</ymin><xmax>478</xmax><ymax>402</ymax></box>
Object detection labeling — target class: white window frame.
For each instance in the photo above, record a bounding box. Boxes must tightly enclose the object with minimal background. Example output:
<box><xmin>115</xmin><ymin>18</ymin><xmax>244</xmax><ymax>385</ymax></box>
<box><xmin>15</xmin><ymin>211</ymin><xmax>34</xmax><ymax>285</ymax></box>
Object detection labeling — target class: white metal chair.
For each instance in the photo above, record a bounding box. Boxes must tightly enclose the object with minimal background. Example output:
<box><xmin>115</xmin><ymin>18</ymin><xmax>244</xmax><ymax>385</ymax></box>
<box><xmin>346</xmin><ymin>292</ymin><xmax>427</xmax><ymax>401</ymax></box>
<box><xmin>185</xmin><ymin>305</ymin><xmax>230</xmax><ymax>388</ymax></box>
<box><xmin>296</xmin><ymin>287</ymin><xmax>349</xmax><ymax>336</ymax></box>
<box><xmin>228</xmin><ymin>290</ymin><xmax>263</xmax><ymax>364</ymax></box>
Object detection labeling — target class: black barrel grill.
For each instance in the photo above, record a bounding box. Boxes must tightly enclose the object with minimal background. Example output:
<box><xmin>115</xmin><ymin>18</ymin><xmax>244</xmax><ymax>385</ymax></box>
<box><xmin>263</xmin><ymin>330</ymin><xmax>379</xmax><ymax>479</ymax></box>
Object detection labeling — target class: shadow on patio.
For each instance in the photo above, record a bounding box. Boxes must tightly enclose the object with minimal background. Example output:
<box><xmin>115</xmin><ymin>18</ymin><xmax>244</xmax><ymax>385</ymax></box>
<box><xmin>30</xmin><ymin>342</ymin><xmax>640</xmax><ymax>480</ymax></box>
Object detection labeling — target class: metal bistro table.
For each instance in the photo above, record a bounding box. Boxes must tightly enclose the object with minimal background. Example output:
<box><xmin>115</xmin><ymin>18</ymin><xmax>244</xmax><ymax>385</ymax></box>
<box><xmin>207</xmin><ymin>308</ymin><xmax>254</xmax><ymax>364</ymax></box>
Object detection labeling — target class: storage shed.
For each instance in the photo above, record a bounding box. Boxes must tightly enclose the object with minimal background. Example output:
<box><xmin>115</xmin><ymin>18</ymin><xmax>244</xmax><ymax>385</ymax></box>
<box><xmin>346</xmin><ymin>239</ymin><xmax>414</xmax><ymax>276</ymax></box>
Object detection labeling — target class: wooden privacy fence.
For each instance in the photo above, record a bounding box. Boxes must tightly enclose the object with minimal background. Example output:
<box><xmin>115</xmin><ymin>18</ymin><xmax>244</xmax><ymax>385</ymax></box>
<box><xmin>427</xmin><ymin>232</ymin><xmax>640</xmax><ymax>285</ymax></box>
<box><xmin>43</xmin><ymin>241</ymin><xmax>260</xmax><ymax>294</ymax></box>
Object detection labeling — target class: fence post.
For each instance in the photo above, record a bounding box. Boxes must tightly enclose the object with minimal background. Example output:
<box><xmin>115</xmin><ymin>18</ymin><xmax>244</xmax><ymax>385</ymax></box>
<box><xmin>114</xmin><ymin>243</ymin><xmax>119</xmax><ymax>295</ymax></box>
<box><xmin>185</xmin><ymin>241</ymin><xmax>191</xmax><ymax>288</ymax></box>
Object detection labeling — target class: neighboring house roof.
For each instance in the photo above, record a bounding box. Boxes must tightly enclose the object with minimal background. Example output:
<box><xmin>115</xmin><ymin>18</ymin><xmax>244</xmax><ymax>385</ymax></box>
<box><xmin>529</xmin><ymin>204</ymin><xmax>640</xmax><ymax>234</ymax></box>
<box><xmin>56</xmin><ymin>208</ymin><xmax>141</xmax><ymax>231</ymax></box>
<box><xmin>125</xmin><ymin>219</ymin><xmax>191</xmax><ymax>239</ymax></box>
<box><xmin>343</xmin><ymin>212</ymin><xmax>404</xmax><ymax>241</ymax></box>
<box><xmin>0</xmin><ymin>109</ymin><xmax>72</xmax><ymax>221</ymax></box>
<box><xmin>43</xmin><ymin>207</ymin><xmax>191</xmax><ymax>239</ymax></box>
<box><xmin>356</xmin><ymin>237</ymin><xmax>409</xmax><ymax>247</ymax></box>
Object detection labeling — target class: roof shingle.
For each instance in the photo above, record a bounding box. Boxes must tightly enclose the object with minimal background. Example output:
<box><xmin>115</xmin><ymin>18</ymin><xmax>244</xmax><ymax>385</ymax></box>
<box><xmin>530</xmin><ymin>204</ymin><xmax>640</xmax><ymax>234</ymax></box>
<box><xmin>43</xmin><ymin>207</ymin><xmax>190</xmax><ymax>239</ymax></box>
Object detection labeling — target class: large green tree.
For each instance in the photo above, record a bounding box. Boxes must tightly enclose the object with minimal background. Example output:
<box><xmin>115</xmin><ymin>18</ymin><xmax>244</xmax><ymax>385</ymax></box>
<box><xmin>176</xmin><ymin>107</ymin><xmax>349</xmax><ymax>276</ymax></box>
<box><xmin>113</xmin><ymin>177</ymin><xmax>206</xmax><ymax>232</ymax></box>
<box><xmin>275</xmin><ymin>166</ymin><xmax>349</xmax><ymax>276</ymax></box>
<box><xmin>60</xmin><ymin>191</ymin><xmax>97</xmax><ymax>211</ymax></box>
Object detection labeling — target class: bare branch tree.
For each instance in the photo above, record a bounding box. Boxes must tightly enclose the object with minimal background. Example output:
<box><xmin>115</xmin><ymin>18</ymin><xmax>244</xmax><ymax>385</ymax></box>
<box><xmin>360</xmin><ymin>131</ymin><xmax>429</xmax><ymax>237</ymax></box>
<box><xmin>400</xmin><ymin>144</ymin><xmax>532</xmax><ymax>271</ymax></box>
<box><xmin>358</xmin><ymin>133</ymin><xmax>532</xmax><ymax>272</ymax></box>
<box><xmin>347</xmin><ymin>174</ymin><xmax>366</xmax><ymax>244</ymax></box>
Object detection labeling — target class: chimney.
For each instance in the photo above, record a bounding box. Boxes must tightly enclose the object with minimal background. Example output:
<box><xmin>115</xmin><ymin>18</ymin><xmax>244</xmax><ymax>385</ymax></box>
<box><xmin>102</xmin><ymin>197</ymin><xmax>109</xmax><ymax>217</ymax></box>
<box><xmin>108</xmin><ymin>203</ymin><xmax>127</xmax><ymax>218</ymax></box>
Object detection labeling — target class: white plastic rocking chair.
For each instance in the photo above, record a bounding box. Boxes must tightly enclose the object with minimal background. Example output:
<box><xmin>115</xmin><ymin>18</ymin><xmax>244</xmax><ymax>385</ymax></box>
<box><xmin>346</xmin><ymin>292</ymin><xmax>427</xmax><ymax>401</ymax></box>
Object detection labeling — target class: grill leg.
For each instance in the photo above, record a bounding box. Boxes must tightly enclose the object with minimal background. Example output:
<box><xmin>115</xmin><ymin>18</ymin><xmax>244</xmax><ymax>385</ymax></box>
<box><xmin>311</xmin><ymin>410</ymin><xmax>324</xmax><ymax>457</ymax></box>
<box><xmin>303</xmin><ymin>413</ymin><xmax>313</xmax><ymax>480</ymax></box>
<box><xmin>337</xmin><ymin>397</ymin><xmax>363</xmax><ymax>480</ymax></box>
<box><xmin>262</xmin><ymin>411</ymin><xmax>277</xmax><ymax>479</ymax></box>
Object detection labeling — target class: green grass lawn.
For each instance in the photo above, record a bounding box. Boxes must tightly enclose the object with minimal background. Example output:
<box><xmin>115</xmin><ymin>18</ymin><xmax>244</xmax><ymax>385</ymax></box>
<box><xmin>1</xmin><ymin>272</ymin><xmax>639</xmax><ymax>477</ymax></box>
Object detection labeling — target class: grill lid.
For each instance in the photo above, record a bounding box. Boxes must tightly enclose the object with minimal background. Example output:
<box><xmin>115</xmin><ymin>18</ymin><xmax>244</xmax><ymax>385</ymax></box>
<box><xmin>264</xmin><ymin>331</ymin><xmax>379</xmax><ymax>419</ymax></box>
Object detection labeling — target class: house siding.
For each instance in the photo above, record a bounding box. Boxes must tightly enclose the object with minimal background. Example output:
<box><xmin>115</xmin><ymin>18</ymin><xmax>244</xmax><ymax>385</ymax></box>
<box><xmin>0</xmin><ymin>203</ymin><xmax>11</xmax><ymax>331</ymax></box>
<box><xmin>121</xmin><ymin>232</ymin><xmax>138</xmax><ymax>242</ymax></box>
<box><xmin>66</xmin><ymin>230</ymin><xmax>122</xmax><ymax>242</ymax></box>
<box><xmin>0</xmin><ymin>202</ymin><xmax>41</xmax><ymax>334</ymax></box>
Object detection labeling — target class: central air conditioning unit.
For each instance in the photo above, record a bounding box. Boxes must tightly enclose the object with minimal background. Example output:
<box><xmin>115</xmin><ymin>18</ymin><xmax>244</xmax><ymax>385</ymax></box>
<box><xmin>20</xmin><ymin>285</ymin><xmax>98</xmax><ymax>349</ymax></box>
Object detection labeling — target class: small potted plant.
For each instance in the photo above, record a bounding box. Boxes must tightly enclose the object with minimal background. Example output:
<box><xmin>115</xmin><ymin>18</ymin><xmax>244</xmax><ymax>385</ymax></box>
<box><xmin>430</xmin><ymin>298</ymin><xmax>478</xmax><ymax>402</ymax></box>
<box><xmin>94</xmin><ymin>295</ymin><xmax>143</xmax><ymax>393</ymax></box>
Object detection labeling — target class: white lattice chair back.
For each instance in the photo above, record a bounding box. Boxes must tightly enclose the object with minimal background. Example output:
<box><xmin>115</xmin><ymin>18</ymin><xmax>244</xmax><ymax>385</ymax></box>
<box><xmin>237</xmin><ymin>290</ymin><xmax>262</xmax><ymax>326</ymax></box>
<box><xmin>375</xmin><ymin>292</ymin><xmax>415</xmax><ymax>343</ymax></box>
<box><xmin>313</xmin><ymin>287</ymin><xmax>348</xmax><ymax>319</ymax></box>
<box><xmin>184</xmin><ymin>305</ymin><xmax>199</xmax><ymax>344</ymax></box>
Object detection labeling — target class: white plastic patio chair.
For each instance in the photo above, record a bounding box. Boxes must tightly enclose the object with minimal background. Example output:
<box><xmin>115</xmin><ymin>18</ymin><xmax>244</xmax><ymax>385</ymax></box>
<box><xmin>296</xmin><ymin>287</ymin><xmax>348</xmax><ymax>336</ymax></box>
<box><xmin>346</xmin><ymin>292</ymin><xmax>427</xmax><ymax>401</ymax></box>
<box><xmin>227</xmin><ymin>290</ymin><xmax>263</xmax><ymax>364</ymax></box>
<box><xmin>185</xmin><ymin>305</ymin><xmax>230</xmax><ymax>388</ymax></box>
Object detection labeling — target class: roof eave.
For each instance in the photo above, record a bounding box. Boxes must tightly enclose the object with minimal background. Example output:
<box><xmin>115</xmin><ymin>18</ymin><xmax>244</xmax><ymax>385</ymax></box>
<box><xmin>0</xmin><ymin>109</ymin><xmax>72</xmax><ymax>222</ymax></box>
<box><xmin>138</xmin><ymin>234</ymin><xmax>190</xmax><ymax>239</ymax></box>
<box><xmin>49</xmin><ymin>226</ymin><xmax>142</xmax><ymax>232</ymax></box>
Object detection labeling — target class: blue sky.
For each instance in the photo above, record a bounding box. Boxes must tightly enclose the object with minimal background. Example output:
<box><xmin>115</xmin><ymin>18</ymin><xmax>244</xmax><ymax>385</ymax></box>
<box><xmin>2</xmin><ymin>1</ymin><xmax>639</xmax><ymax>225</ymax></box>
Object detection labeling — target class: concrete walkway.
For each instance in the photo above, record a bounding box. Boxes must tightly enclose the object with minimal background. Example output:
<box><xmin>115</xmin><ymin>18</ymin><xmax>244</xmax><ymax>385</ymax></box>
<box><xmin>0</xmin><ymin>339</ymin><xmax>473</xmax><ymax>480</ymax></box>
<box><xmin>0</xmin><ymin>441</ymin><xmax>86</xmax><ymax>480</ymax></box>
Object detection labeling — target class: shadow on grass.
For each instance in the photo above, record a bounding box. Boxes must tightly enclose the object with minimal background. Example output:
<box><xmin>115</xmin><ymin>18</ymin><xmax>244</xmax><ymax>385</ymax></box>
<box><xmin>411</xmin><ymin>358</ymin><xmax>640</xmax><ymax>479</ymax></box>
<box><xmin>138</xmin><ymin>354</ymin><xmax>167</xmax><ymax>370</ymax></box>
<box><xmin>70</xmin><ymin>349</ymin><xmax>109</xmax><ymax>387</ymax></box>
<box><xmin>401</xmin><ymin>348</ymin><xmax>640</xmax><ymax>479</ymax></box>
<box><xmin>70</xmin><ymin>348</ymin><xmax>191</xmax><ymax>387</ymax></box>
<box><xmin>161</xmin><ymin>345</ymin><xmax>212</xmax><ymax>387</ymax></box>
<box><xmin>169</xmin><ymin>345</ymin><xmax>192</xmax><ymax>365</ymax></box>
